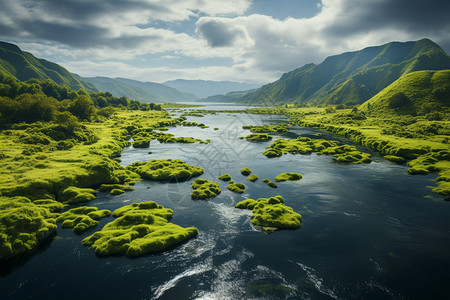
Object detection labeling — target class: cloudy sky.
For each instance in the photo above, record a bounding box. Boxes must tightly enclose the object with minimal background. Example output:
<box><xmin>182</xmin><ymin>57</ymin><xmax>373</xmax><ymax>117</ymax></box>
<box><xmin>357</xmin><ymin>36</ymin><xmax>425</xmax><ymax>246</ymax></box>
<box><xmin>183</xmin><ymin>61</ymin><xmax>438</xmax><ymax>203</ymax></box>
<box><xmin>1</xmin><ymin>0</ymin><xmax>449</xmax><ymax>84</ymax></box>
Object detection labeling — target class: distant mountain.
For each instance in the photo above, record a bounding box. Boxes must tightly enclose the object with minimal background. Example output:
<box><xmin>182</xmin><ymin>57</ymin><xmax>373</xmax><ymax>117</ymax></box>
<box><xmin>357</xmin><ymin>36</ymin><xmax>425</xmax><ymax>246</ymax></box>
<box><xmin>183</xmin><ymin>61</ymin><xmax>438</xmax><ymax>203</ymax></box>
<box><xmin>0</xmin><ymin>41</ymin><xmax>97</xmax><ymax>92</ymax></box>
<box><xmin>199</xmin><ymin>89</ymin><xmax>257</xmax><ymax>103</ymax></box>
<box><xmin>360</xmin><ymin>70</ymin><xmax>450</xmax><ymax>116</ymax></box>
<box><xmin>163</xmin><ymin>79</ymin><xmax>261</xmax><ymax>99</ymax></box>
<box><xmin>240</xmin><ymin>38</ymin><xmax>450</xmax><ymax>106</ymax></box>
<box><xmin>83</xmin><ymin>77</ymin><xmax>197</xmax><ymax>103</ymax></box>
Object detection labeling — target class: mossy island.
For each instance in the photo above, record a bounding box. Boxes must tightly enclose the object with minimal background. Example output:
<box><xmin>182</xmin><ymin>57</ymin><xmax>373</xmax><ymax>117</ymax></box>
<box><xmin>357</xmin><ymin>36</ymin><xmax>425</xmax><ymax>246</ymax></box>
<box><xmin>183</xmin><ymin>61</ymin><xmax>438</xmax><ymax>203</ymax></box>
<box><xmin>191</xmin><ymin>178</ymin><xmax>221</xmax><ymax>200</ymax></box>
<box><xmin>82</xmin><ymin>201</ymin><xmax>198</xmax><ymax>257</ymax></box>
<box><xmin>0</xmin><ymin>196</ymin><xmax>57</xmax><ymax>263</ymax></box>
<box><xmin>235</xmin><ymin>195</ymin><xmax>302</xmax><ymax>231</ymax></box>
<box><xmin>242</xmin><ymin>124</ymin><xmax>288</xmax><ymax>134</ymax></box>
<box><xmin>274</xmin><ymin>172</ymin><xmax>303</xmax><ymax>182</ymax></box>
<box><xmin>262</xmin><ymin>179</ymin><xmax>278</xmax><ymax>188</ymax></box>
<box><xmin>56</xmin><ymin>206</ymin><xmax>111</xmax><ymax>234</ymax></box>
<box><xmin>263</xmin><ymin>136</ymin><xmax>372</xmax><ymax>164</ymax></box>
<box><xmin>247</xmin><ymin>174</ymin><xmax>259</xmax><ymax>182</ymax></box>
<box><xmin>227</xmin><ymin>183</ymin><xmax>246</xmax><ymax>193</ymax></box>
<box><xmin>127</xmin><ymin>159</ymin><xmax>204</xmax><ymax>182</ymax></box>
<box><xmin>241</xmin><ymin>168</ymin><xmax>252</xmax><ymax>176</ymax></box>
<box><xmin>218</xmin><ymin>174</ymin><xmax>232</xmax><ymax>181</ymax></box>
<box><xmin>245</xmin><ymin>133</ymin><xmax>273</xmax><ymax>142</ymax></box>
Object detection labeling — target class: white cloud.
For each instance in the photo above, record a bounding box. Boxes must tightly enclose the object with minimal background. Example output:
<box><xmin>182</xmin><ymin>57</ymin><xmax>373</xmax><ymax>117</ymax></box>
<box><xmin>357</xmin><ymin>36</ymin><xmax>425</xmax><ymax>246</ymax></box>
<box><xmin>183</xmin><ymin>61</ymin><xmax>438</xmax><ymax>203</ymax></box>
<box><xmin>1</xmin><ymin>0</ymin><xmax>449</xmax><ymax>84</ymax></box>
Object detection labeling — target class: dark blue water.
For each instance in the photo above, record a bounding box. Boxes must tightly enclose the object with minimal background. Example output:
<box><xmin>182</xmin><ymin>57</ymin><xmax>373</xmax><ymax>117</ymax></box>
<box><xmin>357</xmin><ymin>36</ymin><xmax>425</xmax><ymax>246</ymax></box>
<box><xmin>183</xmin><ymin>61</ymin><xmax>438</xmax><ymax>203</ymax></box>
<box><xmin>1</xmin><ymin>104</ymin><xmax>449</xmax><ymax>299</ymax></box>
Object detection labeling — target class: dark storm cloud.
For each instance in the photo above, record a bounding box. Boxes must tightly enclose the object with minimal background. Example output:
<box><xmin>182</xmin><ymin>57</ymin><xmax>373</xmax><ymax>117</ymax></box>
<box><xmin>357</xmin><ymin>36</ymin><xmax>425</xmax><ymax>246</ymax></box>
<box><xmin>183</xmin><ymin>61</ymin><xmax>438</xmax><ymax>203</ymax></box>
<box><xmin>31</xmin><ymin>0</ymin><xmax>170</xmax><ymax>22</ymax></box>
<box><xmin>196</xmin><ymin>20</ymin><xmax>241</xmax><ymax>47</ymax></box>
<box><xmin>324</xmin><ymin>0</ymin><xmax>450</xmax><ymax>37</ymax></box>
<box><xmin>0</xmin><ymin>0</ymin><xmax>174</xmax><ymax>48</ymax></box>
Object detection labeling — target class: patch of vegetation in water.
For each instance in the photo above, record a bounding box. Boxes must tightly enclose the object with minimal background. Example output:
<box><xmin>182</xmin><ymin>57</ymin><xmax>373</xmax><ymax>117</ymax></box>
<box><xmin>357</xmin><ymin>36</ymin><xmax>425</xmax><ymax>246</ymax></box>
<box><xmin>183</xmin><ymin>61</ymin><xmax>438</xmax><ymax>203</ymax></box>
<box><xmin>82</xmin><ymin>201</ymin><xmax>198</xmax><ymax>257</ymax></box>
<box><xmin>0</xmin><ymin>196</ymin><xmax>57</xmax><ymax>262</ymax></box>
<box><xmin>245</xmin><ymin>133</ymin><xmax>273</xmax><ymax>142</ymax></box>
<box><xmin>227</xmin><ymin>183</ymin><xmax>246</xmax><ymax>193</ymax></box>
<box><xmin>56</xmin><ymin>206</ymin><xmax>111</xmax><ymax>234</ymax></box>
<box><xmin>262</xmin><ymin>179</ymin><xmax>278</xmax><ymax>188</ymax></box>
<box><xmin>191</xmin><ymin>178</ymin><xmax>221</xmax><ymax>200</ymax></box>
<box><xmin>235</xmin><ymin>195</ymin><xmax>302</xmax><ymax>230</ymax></box>
<box><xmin>126</xmin><ymin>159</ymin><xmax>204</xmax><ymax>182</ymax></box>
<box><xmin>242</xmin><ymin>124</ymin><xmax>289</xmax><ymax>134</ymax></box>
<box><xmin>274</xmin><ymin>172</ymin><xmax>302</xmax><ymax>182</ymax></box>
<box><xmin>240</xmin><ymin>168</ymin><xmax>252</xmax><ymax>175</ymax></box>
<box><xmin>264</xmin><ymin>136</ymin><xmax>372</xmax><ymax>164</ymax></box>
<box><xmin>247</xmin><ymin>174</ymin><xmax>259</xmax><ymax>182</ymax></box>
<box><xmin>218</xmin><ymin>174</ymin><xmax>231</xmax><ymax>181</ymax></box>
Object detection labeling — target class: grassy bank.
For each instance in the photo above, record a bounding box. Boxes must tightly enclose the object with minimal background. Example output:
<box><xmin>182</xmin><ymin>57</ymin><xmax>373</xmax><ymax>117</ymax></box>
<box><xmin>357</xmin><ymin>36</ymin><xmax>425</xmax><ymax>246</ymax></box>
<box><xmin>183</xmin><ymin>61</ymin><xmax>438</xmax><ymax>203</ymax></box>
<box><xmin>283</xmin><ymin>107</ymin><xmax>450</xmax><ymax>199</ymax></box>
<box><xmin>0</xmin><ymin>109</ymin><xmax>183</xmax><ymax>262</ymax></box>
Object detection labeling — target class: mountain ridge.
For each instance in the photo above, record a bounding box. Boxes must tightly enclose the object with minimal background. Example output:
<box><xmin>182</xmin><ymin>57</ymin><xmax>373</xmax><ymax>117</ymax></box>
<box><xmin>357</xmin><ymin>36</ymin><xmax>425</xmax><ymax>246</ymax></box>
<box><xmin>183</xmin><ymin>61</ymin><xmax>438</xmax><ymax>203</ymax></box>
<box><xmin>0</xmin><ymin>41</ymin><xmax>97</xmax><ymax>92</ymax></box>
<box><xmin>239</xmin><ymin>38</ymin><xmax>450</xmax><ymax>106</ymax></box>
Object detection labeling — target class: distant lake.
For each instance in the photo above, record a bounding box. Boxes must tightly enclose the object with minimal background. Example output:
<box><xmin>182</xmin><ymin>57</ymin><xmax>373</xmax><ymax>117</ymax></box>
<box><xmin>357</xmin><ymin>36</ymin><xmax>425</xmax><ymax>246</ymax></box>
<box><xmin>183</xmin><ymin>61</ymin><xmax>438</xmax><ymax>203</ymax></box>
<box><xmin>1</xmin><ymin>103</ymin><xmax>449</xmax><ymax>299</ymax></box>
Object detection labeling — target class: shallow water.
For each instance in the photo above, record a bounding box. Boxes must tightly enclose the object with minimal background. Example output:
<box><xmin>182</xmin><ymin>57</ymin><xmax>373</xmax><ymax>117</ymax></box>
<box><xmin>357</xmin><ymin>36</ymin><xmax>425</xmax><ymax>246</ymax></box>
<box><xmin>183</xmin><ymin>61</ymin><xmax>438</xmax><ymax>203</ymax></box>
<box><xmin>1</xmin><ymin>103</ymin><xmax>450</xmax><ymax>299</ymax></box>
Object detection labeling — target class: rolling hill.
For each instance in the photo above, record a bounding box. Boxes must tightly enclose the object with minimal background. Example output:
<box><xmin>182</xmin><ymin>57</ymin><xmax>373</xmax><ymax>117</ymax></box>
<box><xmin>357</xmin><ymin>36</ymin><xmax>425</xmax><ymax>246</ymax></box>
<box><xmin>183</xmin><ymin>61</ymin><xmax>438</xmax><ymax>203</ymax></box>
<box><xmin>0</xmin><ymin>41</ymin><xmax>97</xmax><ymax>92</ymax></box>
<box><xmin>239</xmin><ymin>38</ymin><xmax>450</xmax><ymax>106</ymax></box>
<box><xmin>360</xmin><ymin>70</ymin><xmax>450</xmax><ymax>116</ymax></box>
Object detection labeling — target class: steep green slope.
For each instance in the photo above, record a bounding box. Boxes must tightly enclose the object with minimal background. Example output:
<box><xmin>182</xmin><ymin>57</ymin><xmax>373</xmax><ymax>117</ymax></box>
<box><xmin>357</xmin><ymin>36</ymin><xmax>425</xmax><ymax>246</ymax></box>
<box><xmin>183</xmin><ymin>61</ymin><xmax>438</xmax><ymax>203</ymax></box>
<box><xmin>0</xmin><ymin>41</ymin><xmax>97</xmax><ymax>92</ymax></box>
<box><xmin>360</xmin><ymin>70</ymin><xmax>450</xmax><ymax>116</ymax></box>
<box><xmin>240</xmin><ymin>39</ymin><xmax>450</xmax><ymax>106</ymax></box>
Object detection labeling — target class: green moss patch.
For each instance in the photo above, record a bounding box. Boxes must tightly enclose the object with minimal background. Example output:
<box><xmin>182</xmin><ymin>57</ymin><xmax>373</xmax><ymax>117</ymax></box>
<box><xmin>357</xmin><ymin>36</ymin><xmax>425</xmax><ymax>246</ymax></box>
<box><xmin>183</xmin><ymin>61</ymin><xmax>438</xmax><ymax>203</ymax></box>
<box><xmin>82</xmin><ymin>201</ymin><xmax>198</xmax><ymax>257</ymax></box>
<box><xmin>264</xmin><ymin>136</ymin><xmax>372</xmax><ymax>164</ymax></box>
<box><xmin>191</xmin><ymin>178</ymin><xmax>221</xmax><ymax>200</ymax></box>
<box><xmin>274</xmin><ymin>172</ymin><xmax>302</xmax><ymax>182</ymax></box>
<box><xmin>127</xmin><ymin>159</ymin><xmax>204</xmax><ymax>182</ymax></box>
<box><xmin>60</xmin><ymin>187</ymin><xmax>96</xmax><ymax>204</ymax></box>
<box><xmin>262</xmin><ymin>179</ymin><xmax>278</xmax><ymax>188</ymax></box>
<box><xmin>0</xmin><ymin>196</ymin><xmax>57</xmax><ymax>262</ymax></box>
<box><xmin>99</xmin><ymin>184</ymin><xmax>134</xmax><ymax>192</ymax></box>
<box><xmin>241</xmin><ymin>168</ymin><xmax>252</xmax><ymax>175</ymax></box>
<box><xmin>245</xmin><ymin>133</ymin><xmax>273</xmax><ymax>142</ymax></box>
<box><xmin>33</xmin><ymin>199</ymin><xmax>65</xmax><ymax>213</ymax></box>
<box><xmin>384</xmin><ymin>155</ymin><xmax>406</xmax><ymax>163</ymax></box>
<box><xmin>218</xmin><ymin>174</ymin><xmax>232</xmax><ymax>181</ymax></box>
<box><xmin>243</xmin><ymin>124</ymin><xmax>288</xmax><ymax>134</ymax></box>
<box><xmin>247</xmin><ymin>175</ymin><xmax>259</xmax><ymax>182</ymax></box>
<box><xmin>56</xmin><ymin>206</ymin><xmax>111</xmax><ymax>234</ymax></box>
<box><xmin>227</xmin><ymin>183</ymin><xmax>246</xmax><ymax>193</ymax></box>
<box><xmin>235</xmin><ymin>195</ymin><xmax>302</xmax><ymax>230</ymax></box>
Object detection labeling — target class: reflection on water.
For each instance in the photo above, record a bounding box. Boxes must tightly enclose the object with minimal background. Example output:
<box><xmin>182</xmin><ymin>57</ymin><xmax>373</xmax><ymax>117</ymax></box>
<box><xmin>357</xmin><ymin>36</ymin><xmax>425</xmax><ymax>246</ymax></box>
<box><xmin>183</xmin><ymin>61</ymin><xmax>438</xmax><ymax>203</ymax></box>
<box><xmin>1</xmin><ymin>104</ymin><xmax>450</xmax><ymax>299</ymax></box>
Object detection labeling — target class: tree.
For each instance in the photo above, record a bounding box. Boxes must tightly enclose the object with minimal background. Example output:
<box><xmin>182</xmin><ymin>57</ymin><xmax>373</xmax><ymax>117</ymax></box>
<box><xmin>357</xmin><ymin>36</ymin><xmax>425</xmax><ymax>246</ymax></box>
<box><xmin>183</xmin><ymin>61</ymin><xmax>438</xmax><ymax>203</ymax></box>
<box><xmin>69</xmin><ymin>95</ymin><xmax>96</xmax><ymax>120</ymax></box>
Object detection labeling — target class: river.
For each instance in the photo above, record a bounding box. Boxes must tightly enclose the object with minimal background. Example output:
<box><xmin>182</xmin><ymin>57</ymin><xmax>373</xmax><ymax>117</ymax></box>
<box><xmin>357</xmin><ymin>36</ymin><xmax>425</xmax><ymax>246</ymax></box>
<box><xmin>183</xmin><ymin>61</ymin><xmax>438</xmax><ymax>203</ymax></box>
<box><xmin>1</xmin><ymin>103</ymin><xmax>449</xmax><ymax>299</ymax></box>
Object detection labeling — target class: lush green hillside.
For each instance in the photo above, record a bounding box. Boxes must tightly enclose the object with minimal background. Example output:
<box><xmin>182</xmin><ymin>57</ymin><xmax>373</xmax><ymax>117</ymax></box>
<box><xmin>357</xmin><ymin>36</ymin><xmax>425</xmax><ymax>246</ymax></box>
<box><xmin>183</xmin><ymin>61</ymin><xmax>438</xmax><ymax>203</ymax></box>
<box><xmin>0</xmin><ymin>41</ymin><xmax>97</xmax><ymax>92</ymax></box>
<box><xmin>84</xmin><ymin>77</ymin><xmax>197</xmax><ymax>103</ymax></box>
<box><xmin>360</xmin><ymin>70</ymin><xmax>450</xmax><ymax>117</ymax></box>
<box><xmin>240</xmin><ymin>39</ymin><xmax>450</xmax><ymax>106</ymax></box>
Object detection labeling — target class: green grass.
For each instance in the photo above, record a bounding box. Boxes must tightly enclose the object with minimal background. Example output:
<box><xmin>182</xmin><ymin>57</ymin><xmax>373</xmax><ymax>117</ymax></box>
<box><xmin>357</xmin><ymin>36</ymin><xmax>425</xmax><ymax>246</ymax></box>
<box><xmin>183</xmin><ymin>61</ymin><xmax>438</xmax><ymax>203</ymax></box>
<box><xmin>82</xmin><ymin>201</ymin><xmax>198</xmax><ymax>257</ymax></box>
<box><xmin>126</xmin><ymin>159</ymin><xmax>204</xmax><ymax>182</ymax></box>
<box><xmin>274</xmin><ymin>172</ymin><xmax>303</xmax><ymax>182</ymax></box>
<box><xmin>191</xmin><ymin>178</ymin><xmax>221</xmax><ymax>200</ymax></box>
<box><xmin>235</xmin><ymin>195</ymin><xmax>302</xmax><ymax>231</ymax></box>
<box><xmin>0</xmin><ymin>109</ymin><xmax>178</xmax><ymax>261</ymax></box>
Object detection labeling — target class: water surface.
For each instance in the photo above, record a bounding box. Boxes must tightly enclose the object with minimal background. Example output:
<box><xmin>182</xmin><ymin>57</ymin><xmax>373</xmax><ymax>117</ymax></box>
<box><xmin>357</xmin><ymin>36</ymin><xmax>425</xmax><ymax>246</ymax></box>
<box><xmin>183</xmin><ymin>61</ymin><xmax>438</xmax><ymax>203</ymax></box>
<box><xmin>1</xmin><ymin>104</ymin><xmax>449</xmax><ymax>299</ymax></box>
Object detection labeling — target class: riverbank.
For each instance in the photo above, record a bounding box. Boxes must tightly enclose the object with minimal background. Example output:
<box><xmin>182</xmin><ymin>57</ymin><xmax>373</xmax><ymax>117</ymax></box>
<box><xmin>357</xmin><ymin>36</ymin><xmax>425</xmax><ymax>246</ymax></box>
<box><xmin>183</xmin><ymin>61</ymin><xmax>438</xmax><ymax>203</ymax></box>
<box><xmin>279</xmin><ymin>107</ymin><xmax>450</xmax><ymax>199</ymax></box>
<box><xmin>0</xmin><ymin>109</ymin><xmax>184</xmax><ymax>262</ymax></box>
